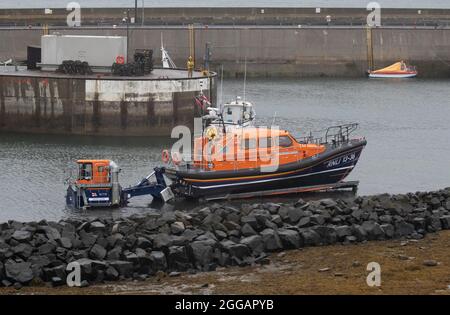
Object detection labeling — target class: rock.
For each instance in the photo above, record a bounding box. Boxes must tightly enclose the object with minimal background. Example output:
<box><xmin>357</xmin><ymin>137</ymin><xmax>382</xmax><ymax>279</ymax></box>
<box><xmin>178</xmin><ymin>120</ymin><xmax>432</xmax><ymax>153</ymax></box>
<box><xmin>89</xmin><ymin>244</ymin><xmax>107</xmax><ymax>260</ymax></box>
<box><xmin>135</xmin><ymin>236</ymin><xmax>151</xmax><ymax>249</ymax></box>
<box><xmin>41</xmin><ymin>226</ymin><xmax>61</xmax><ymax>241</ymax></box>
<box><xmin>110</xmin><ymin>261</ymin><xmax>134</xmax><ymax>278</ymax></box>
<box><xmin>188</xmin><ymin>239</ymin><xmax>216</xmax><ymax>269</ymax></box>
<box><xmin>278</xmin><ymin>229</ymin><xmax>301</xmax><ymax>249</ymax></box>
<box><xmin>310</xmin><ymin>214</ymin><xmax>325</xmax><ymax>226</ymax></box>
<box><xmin>79</xmin><ymin>230</ymin><xmax>97</xmax><ymax>248</ymax></box>
<box><xmin>297</xmin><ymin>216</ymin><xmax>311</xmax><ymax>228</ymax></box>
<box><xmin>352</xmin><ymin>261</ymin><xmax>362</xmax><ymax>267</ymax></box>
<box><xmin>440</xmin><ymin>215</ymin><xmax>450</xmax><ymax>229</ymax></box>
<box><xmin>171</xmin><ymin>222</ymin><xmax>185</xmax><ymax>235</ymax></box>
<box><xmin>240</xmin><ymin>215</ymin><xmax>258</xmax><ymax>230</ymax></box>
<box><xmin>12</xmin><ymin>230</ymin><xmax>32</xmax><ymax>242</ymax></box>
<box><xmin>150</xmin><ymin>251</ymin><xmax>167</xmax><ymax>271</ymax></box>
<box><xmin>335</xmin><ymin>225</ymin><xmax>352</xmax><ymax>241</ymax></box>
<box><xmin>169</xmin><ymin>271</ymin><xmax>181</xmax><ymax>277</ymax></box>
<box><xmin>312</xmin><ymin>226</ymin><xmax>337</xmax><ymax>245</ymax></box>
<box><xmin>167</xmin><ymin>246</ymin><xmax>191</xmax><ymax>271</ymax></box>
<box><xmin>300</xmin><ymin>229</ymin><xmax>321</xmax><ymax>246</ymax></box>
<box><xmin>395</xmin><ymin>221</ymin><xmax>415</xmax><ymax>237</ymax></box>
<box><xmin>227</xmin><ymin>243</ymin><xmax>251</xmax><ymax>260</ymax></box>
<box><xmin>423</xmin><ymin>260</ymin><xmax>438</xmax><ymax>267</ymax></box>
<box><xmin>240</xmin><ymin>235</ymin><xmax>264</xmax><ymax>255</ymax></box>
<box><xmin>151</xmin><ymin>233</ymin><xmax>173</xmax><ymax>249</ymax></box>
<box><xmin>361</xmin><ymin>221</ymin><xmax>385</xmax><ymax>240</ymax></box>
<box><xmin>321</xmin><ymin>199</ymin><xmax>337</xmax><ymax>208</ymax></box>
<box><xmin>318</xmin><ymin>267</ymin><xmax>331</xmax><ymax>272</ymax></box>
<box><xmin>89</xmin><ymin>221</ymin><xmax>106</xmax><ymax>232</ymax></box>
<box><xmin>105</xmin><ymin>266</ymin><xmax>119</xmax><ymax>280</ymax></box>
<box><xmin>12</xmin><ymin>243</ymin><xmax>33</xmax><ymax>259</ymax></box>
<box><xmin>38</xmin><ymin>243</ymin><xmax>57</xmax><ymax>256</ymax></box>
<box><xmin>43</xmin><ymin>265</ymin><xmax>67</xmax><ymax>282</ymax></box>
<box><xmin>260</xmin><ymin>229</ymin><xmax>282</xmax><ymax>251</ymax></box>
<box><xmin>380</xmin><ymin>224</ymin><xmax>395</xmax><ymax>238</ymax></box>
<box><xmin>241</xmin><ymin>223</ymin><xmax>257</xmax><ymax>237</ymax></box>
<box><xmin>5</xmin><ymin>262</ymin><xmax>34</xmax><ymax>284</ymax></box>
<box><xmin>287</xmin><ymin>208</ymin><xmax>304</xmax><ymax>224</ymax></box>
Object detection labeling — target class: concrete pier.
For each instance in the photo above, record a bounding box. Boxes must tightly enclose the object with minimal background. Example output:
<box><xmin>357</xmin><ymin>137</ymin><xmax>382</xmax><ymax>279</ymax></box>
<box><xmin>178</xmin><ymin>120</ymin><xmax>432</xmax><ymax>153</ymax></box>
<box><xmin>0</xmin><ymin>69</ymin><xmax>216</xmax><ymax>136</ymax></box>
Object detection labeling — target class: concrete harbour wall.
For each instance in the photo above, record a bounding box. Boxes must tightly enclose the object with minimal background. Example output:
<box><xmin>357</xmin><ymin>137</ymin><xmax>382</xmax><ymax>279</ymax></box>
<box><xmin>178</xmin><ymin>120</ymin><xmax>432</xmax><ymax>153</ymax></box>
<box><xmin>0</xmin><ymin>70</ymin><xmax>216</xmax><ymax>136</ymax></box>
<box><xmin>1</xmin><ymin>27</ymin><xmax>450</xmax><ymax>78</ymax></box>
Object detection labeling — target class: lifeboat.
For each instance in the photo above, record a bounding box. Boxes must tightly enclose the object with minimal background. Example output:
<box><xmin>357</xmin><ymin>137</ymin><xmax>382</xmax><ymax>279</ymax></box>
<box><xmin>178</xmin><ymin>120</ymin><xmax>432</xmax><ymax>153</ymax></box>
<box><xmin>165</xmin><ymin>123</ymin><xmax>367</xmax><ymax>199</ymax></box>
<box><xmin>368</xmin><ymin>61</ymin><xmax>417</xmax><ymax>78</ymax></box>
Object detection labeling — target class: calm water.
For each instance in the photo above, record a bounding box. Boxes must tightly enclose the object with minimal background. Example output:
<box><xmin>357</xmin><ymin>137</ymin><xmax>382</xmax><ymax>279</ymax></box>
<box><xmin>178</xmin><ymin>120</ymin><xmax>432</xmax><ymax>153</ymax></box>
<box><xmin>0</xmin><ymin>78</ymin><xmax>450</xmax><ymax>222</ymax></box>
<box><xmin>1</xmin><ymin>0</ymin><xmax>450</xmax><ymax>9</ymax></box>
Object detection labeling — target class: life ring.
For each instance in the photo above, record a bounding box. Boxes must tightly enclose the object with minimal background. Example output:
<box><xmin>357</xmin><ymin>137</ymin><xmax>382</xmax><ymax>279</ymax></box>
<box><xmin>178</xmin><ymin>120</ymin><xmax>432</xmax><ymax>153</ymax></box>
<box><xmin>162</xmin><ymin>150</ymin><xmax>170</xmax><ymax>164</ymax></box>
<box><xmin>116</xmin><ymin>55</ymin><xmax>125</xmax><ymax>65</ymax></box>
<box><xmin>171</xmin><ymin>151</ymin><xmax>182</xmax><ymax>165</ymax></box>
<box><xmin>205</xmin><ymin>126</ymin><xmax>218</xmax><ymax>141</ymax></box>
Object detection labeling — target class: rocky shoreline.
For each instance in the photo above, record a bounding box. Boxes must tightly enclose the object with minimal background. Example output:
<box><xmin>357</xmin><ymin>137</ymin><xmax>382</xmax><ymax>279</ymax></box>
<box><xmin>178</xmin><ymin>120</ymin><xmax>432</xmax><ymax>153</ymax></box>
<box><xmin>1</xmin><ymin>188</ymin><xmax>450</xmax><ymax>288</ymax></box>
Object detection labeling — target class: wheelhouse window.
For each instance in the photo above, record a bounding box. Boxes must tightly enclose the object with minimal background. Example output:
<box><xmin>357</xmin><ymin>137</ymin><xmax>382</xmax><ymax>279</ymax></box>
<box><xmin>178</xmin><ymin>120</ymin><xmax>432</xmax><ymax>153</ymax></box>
<box><xmin>278</xmin><ymin>136</ymin><xmax>293</xmax><ymax>148</ymax></box>
<box><xmin>78</xmin><ymin>163</ymin><xmax>93</xmax><ymax>180</ymax></box>
<box><xmin>241</xmin><ymin>138</ymin><xmax>257</xmax><ymax>150</ymax></box>
<box><xmin>259</xmin><ymin>137</ymin><xmax>272</xmax><ymax>148</ymax></box>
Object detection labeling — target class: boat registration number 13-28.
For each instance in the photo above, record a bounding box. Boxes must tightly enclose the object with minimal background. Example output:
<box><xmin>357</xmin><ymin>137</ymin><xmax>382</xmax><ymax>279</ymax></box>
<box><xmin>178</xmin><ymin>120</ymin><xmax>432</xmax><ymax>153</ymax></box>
<box><xmin>325</xmin><ymin>152</ymin><xmax>357</xmax><ymax>168</ymax></box>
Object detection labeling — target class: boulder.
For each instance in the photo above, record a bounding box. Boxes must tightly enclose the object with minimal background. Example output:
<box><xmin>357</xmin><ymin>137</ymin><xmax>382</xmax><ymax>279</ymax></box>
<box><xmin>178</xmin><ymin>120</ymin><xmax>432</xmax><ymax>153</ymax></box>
<box><xmin>227</xmin><ymin>243</ymin><xmax>251</xmax><ymax>261</ymax></box>
<box><xmin>240</xmin><ymin>215</ymin><xmax>258</xmax><ymax>229</ymax></box>
<box><xmin>107</xmin><ymin>246</ymin><xmax>122</xmax><ymax>261</ymax></box>
<box><xmin>310</xmin><ymin>214</ymin><xmax>325</xmax><ymax>226</ymax></box>
<box><xmin>312</xmin><ymin>226</ymin><xmax>337</xmax><ymax>245</ymax></box>
<box><xmin>361</xmin><ymin>221</ymin><xmax>385</xmax><ymax>240</ymax></box>
<box><xmin>240</xmin><ymin>235</ymin><xmax>264</xmax><ymax>255</ymax></box>
<box><xmin>89</xmin><ymin>244</ymin><xmax>107</xmax><ymax>260</ymax></box>
<box><xmin>440</xmin><ymin>215</ymin><xmax>450</xmax><ymax>229</ymax></box>
<box><xmin>151</xmin><ymin>233</ymin><xmax>173</xmax><ymax>249</ymax></box>
<box><xmin>381</xmin><ymin>224</ymin><xmax>395</xmax><ymax>238</ymax></box>
<box><xmin>167</xmin><ymin>246</ymin><xmax>191</xmax><ymax>271</ymax></box>
<box><xmin>136</xmin><ymin>237</ymin><xmax>152</xmax><ymax>249</ymax></box>
<box><xmin>89</xmin><ymin>221</ymin><xmax>106</xmax><ymax>234</ymax></box>
<box><xmin>105</xmin><ymin>266</ymin><xmax>119</xmax><ymax>280</ymax></box>
<box><xmin>300</xmin><ymin>229</ymin><xmax>321</xmax><ymax>246</ymax></box>
<box><xmin>395</xmin><ymin>221</ymin><xmax>415</xmax><ymax>237</ymax></box>
<box><xmin>58</xmin><ymin>237</ymin><xmax>73</xmax><ymax>249</ymax></box>
<box><xmin>11</xmin><ymin>230</ymin><xmax>32</xmax><ymax>242</ymax></box>
<box><xmin>278</xmin><ymin>229</ymin><xmax>301</xmax><ymax>249</ymax></box>
<box><xmin>335</xmin><ymin>225</ymin><xmax>352</xmax><ymax>241</ymax></box>
<box><xmin>241</xmin><ymin>223</ymin><xmax>257</xmax><ymax>237</ymax></box>
<box><xmin>150</xmin><ymin>251</ymin><xmax>167</xmax><ymax>271</ymax></box>
<box><xmin>260</xmin><ymin>229</ymin><xmax>282</xmax><ymax>251</ymax></box>
<box><xmin>170</xmin><ymin>222</ymin><xmax>186</xmax><ymax>235</ymax></box>
<box><xmin>5</xmin><ymin>261</ymin><xmax>34</xmax><ymax>284</ymax></box>
<box><xmin>297</xmin><ymin>216</ymin><xmax>312</xmax><ymax>228</ymax></box>
<box><xmin>287</xmin><ymin>208</ymin><xmax>304</xmax><ymax>224</ymax></box>
<box><xmin>12</xmin><ymin>243</ymin><xmax>33</xmax><ymax>259</ymax></box>
<box><xmin>188</xmin><ymin>239</ymin><xmax>216</xmax><ymax>269</ymax></box>
<box><xmin>38</xmin><ymin>243</ymin><xmax>56</xmax><ymax>255</ymax></box>
<box><xmin>109</xmin><ymin>261</ymin><xmax>133</xmax><ymax>278</ymax></box>
<box><xmin>79</xmin><ymin>230</ymin><xmax>97</xmax><ymax>248</ymax></box>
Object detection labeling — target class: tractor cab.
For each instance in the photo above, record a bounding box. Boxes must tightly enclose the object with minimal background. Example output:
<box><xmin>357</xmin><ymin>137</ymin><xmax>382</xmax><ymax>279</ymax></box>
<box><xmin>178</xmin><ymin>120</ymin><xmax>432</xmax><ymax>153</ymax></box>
<box><xmin>76</xmin><ymin>160</ymin><xmax>112</xmax><ymax>185</ymax></box>
<box><xmin>66</xmin><ymin>160</ymin><xmax>172</xmax><ymax>210</ymax></box>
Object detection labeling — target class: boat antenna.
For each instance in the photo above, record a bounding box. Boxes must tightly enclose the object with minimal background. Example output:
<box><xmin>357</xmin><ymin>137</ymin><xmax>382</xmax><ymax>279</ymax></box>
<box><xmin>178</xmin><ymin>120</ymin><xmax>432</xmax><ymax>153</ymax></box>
<box><xmin>243</xmin><ymin>57</ymin><xmax>247</xmax><ymax>103</ymax></box>
<box><xmin>219</xmin><ymin>64</ymin><xmax>224</xmax><ymax>111</ymax></box>
<box><xmin>272</xmin><ymin>111</ymin><xmax>277</xmax><ymax>126</ymax></box>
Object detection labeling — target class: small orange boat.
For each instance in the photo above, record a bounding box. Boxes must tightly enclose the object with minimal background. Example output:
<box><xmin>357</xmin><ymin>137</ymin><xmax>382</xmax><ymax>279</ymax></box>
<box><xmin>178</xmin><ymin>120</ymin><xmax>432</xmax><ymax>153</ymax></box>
<box><xmin>165</xmin><ymin>123</ymin><xmax>367</xmax><ymax>199</ymax></box>
<box><xmin>368</xmin><ymin>61</ymin><xmax>417</xmax><ymax>78</ymax></box>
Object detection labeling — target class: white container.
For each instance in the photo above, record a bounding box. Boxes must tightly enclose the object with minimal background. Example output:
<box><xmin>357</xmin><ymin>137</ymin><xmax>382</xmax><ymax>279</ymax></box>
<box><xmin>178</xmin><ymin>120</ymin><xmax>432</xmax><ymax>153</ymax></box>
<box><xmin>41</xmin><ymin>35</ymin><xmax>127</xmax><ymax>71</ymax></box>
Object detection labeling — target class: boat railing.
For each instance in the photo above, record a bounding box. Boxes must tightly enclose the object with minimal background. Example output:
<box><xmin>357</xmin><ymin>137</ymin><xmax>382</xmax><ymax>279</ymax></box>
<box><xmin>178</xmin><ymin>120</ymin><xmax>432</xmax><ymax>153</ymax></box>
<box><xmin>324</xmin><ymin>123</ymin><xmax>359</xmax><ymax>147</ymax></box>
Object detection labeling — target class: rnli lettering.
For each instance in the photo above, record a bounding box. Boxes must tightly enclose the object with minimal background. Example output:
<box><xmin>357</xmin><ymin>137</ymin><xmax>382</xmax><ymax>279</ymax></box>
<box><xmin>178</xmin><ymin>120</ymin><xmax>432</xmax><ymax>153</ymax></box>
<box><xmin>326</xmin><ymin>153</ymin><xmax>356</xmax><ymax>168</ymax></box>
